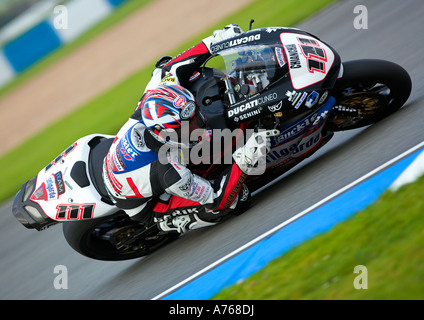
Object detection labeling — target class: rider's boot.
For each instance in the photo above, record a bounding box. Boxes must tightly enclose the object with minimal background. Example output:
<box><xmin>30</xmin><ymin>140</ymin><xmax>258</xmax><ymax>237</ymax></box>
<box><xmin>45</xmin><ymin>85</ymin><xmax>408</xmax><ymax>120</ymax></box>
<box><xmin>154</xmin><ymin>184</ymin><xmax>251</xmax><ymax>234</ymax></box>
<box><xmin>155</xmin><ymin>211</ymin><xmax>218</xmax><ymax>234</ymax></box>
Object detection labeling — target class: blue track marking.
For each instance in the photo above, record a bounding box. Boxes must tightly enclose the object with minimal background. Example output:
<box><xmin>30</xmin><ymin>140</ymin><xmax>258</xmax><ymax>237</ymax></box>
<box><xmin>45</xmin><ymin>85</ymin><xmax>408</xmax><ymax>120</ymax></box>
<box><xmin>3</xmin><ymin>21</ymin><xmax>61</xmax><ymax>73</ymax></box>
<box><xmin>161</xmin><ymin>147</ymin><xmax>423</xmax><ymax>300</ymax></box>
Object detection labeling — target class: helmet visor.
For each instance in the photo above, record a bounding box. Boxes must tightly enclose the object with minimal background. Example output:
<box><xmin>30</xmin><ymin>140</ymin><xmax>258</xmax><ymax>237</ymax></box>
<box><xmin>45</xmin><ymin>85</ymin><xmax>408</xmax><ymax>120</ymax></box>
<box><xmin>159</xmin><ymin>109</ymin><xmax>209</xmax><ymax>148</ymax></box>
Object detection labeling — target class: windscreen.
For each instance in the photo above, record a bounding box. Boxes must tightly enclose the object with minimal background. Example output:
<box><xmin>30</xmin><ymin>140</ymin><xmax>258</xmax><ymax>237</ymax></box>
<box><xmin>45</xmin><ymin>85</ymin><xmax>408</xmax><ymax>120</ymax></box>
<box><xmin>205</xmin><ymin>44</ymin><xmax>288</xmax><ymax>97</ymax></box>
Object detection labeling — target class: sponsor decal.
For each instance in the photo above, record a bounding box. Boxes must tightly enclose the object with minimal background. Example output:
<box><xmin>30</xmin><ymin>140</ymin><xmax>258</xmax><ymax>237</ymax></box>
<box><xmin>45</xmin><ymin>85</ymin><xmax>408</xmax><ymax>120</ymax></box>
<box><xmin>159</xmin><ymin>74</ymin><xmax>176</xmax><ymax>85</ymax></box>
<box><xmin>275</xmin><ymin>118</ymin><xmax>311</xmax><ymax>144</ymax></box>
<box><xmin>179</xmin><ymin>175</ymin><xmax>192</xmax><ymax>193</ymax></box>
<box><xmin>54</xmin><ymin>171</ymin><xmax>65</xmax><ymax>196</ymax></box>
<box><xmin>312</xmin><ymin>109</ymin><xmax>330</xmax><ymax>126</ymax></box>
<box><xmin>131</xmin><ymin>126</ymin><xmax>145</xmax><ymax>149</ymax></box>
<box><xmin>40</xmin><ymin>172</ymin><xmax>65</xmax><ymax>202</ymax></box>
<box><xmin>189</xmin><ymin>71</ymin><xmax>201</xmax><ymax>82</ymax></box>
<box><xmin>305</xmin><ymin>91</ymin><xmax>319</xmax><ymax>108</ymax></box>
<box><xmin>223</xmin><ymin>173</ymin><xmax>247</xmax><ymax>209</ymax></box>
<box><xmin>192</xmin><ymin>182</ymin><xmax>206</xmax><ymax>201</ymax></box>
<box><xmin>274</xmin><ymin>104</ymin><xmax>331</xmax><ymax>145</ymax></box>
<box><xmin>172</xmin><ymin>208</ymin><xmax>199</xmax><ymax>216</ymax></box>
<box><xmin>294</xmin><ymin>92</ymin><xmax>308</xmax><ymax>109</ymax></box>
<box><xmin>275</xmin><ymin>47</ymin><xmax>286</xmax><ymax>67</ymax></box>
<box><xmin>228</xmin><ymin>100</ymin><xmax>258</xmax><ymax>117</ymax></box>
<box><xmin>280</xmin><ymin>33</ymin><xmax>335</xmax><ymax>89</ymax></box>
<box><xmin>285</xmin><ymin>90</ymin><xmax>299</xmax><ymax>103</ymax></box>
<box><xmin>285</xmin><ymin>44</ymin><xmax>301</xmax><ymax>69</ymax></box>
<box><xmin>120</xmin><ymin>136</ymin><xmax>138</xmax><ymax>161</ymax></box>
<box><xmin>265</xmin><ymin>27</ymin><xmax>279</xmax><ymax>33</ymax></box>
<box><xmin>267</xmin><ymin>131</ymin><xmax>322</xmax><ymax>163</ymax></box>
<box><xmin>45</xmin><ymin>175</ymin><xmax>58</xmax><ymax>201</ymax></box>
<box><xmin>268</xmin><ymin>100</ymin><xmax>283</xmax><ymax>113</ymax></box>
<box><xmin>286</xmin><ymin>90</ymin><xmax>307</xmax><ymax>109</ymax></box>
<box><xmin>239</xmin><ymin>185</ymin><xmax>250</xmax><ymax>202</ymax></box>
<box><xmin>31</xmin><ymin>184</ymin><xmax>47</xmax><ymax>201</ymax></box>
<box><xmin>234</xmin><ymin>109</ymin><xmax>261</xmax><ymax>122</ymax></box>
<box><xmin>187</xmin><ymin>176</ymin><xmax>212</xmax><ymax>203</ymax></box>
<box><xmin>45</xmin><ymin>142</ymin><xmax>77</xmax><ymax>172</ymax></box>
<box><xmin>319</xmin><ymin>90</ymin><xmax>329</xmax><ymax>104</ymax></box>
<box><xmin>228</xmin><ymin>92</ymin><xmax>278</xmax><ymax>118</ymax></box>
<box><xmin>104</xmin><ymin>151</ymin><xmax>123</xmax><ymax>196</ymax></box>
<box><xmin>210</xmin><ymin>34</ymin><xmax>261</xmax><ymax>53</ymax></box>
<box><xmin>113</xmin><ymin>150</ymin><xmax>125</xmax><ymax>172</ymax></box>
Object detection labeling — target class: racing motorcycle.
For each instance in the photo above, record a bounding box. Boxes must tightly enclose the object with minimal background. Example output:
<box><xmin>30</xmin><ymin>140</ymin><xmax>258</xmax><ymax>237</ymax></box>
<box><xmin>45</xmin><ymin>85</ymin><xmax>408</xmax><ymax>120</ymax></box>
<box><xmin>12</xmin><ymin>25</ymin><xmax>411</xmax><ymax>261</ymax></box>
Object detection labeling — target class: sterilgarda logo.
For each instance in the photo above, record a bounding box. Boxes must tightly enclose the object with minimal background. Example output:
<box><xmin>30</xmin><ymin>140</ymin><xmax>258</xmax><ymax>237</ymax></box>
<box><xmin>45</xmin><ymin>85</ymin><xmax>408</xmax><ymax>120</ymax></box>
<box><xmin>267</xmin><ymin>130</ymin><xmax>322</xmax><ymax>166</ymax></box>
<box><xmin>45</xmin><ymin>175</ymin><xmax>58</xmax><ymax>201</ymax></box>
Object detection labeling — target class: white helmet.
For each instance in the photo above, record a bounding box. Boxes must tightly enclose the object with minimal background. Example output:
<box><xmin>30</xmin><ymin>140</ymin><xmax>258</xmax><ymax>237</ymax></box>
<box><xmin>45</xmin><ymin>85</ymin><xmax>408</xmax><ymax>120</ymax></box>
<box><xmin>141</xmin><ymin>85</ymin><xmax>209</xmax><ymax>148</ymax></box>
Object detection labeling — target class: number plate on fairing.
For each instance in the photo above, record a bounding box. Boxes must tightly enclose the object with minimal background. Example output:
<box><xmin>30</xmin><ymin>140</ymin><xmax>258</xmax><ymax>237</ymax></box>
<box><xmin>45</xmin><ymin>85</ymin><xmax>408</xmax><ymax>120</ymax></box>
<box><xmin>280</xmin><ymin>33</ymin><xmax>335</xmax><ymax>90</ymax></box>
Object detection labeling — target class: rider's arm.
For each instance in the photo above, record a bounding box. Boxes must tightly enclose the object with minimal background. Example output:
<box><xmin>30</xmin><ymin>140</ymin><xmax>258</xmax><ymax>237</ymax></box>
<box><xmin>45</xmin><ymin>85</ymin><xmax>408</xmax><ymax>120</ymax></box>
<box><xmin>161</xmin><ymin>42</ymin><xmax>211</xmax><ymax>88</ymax></box>
<box><xmin>159</xmin><ymin>24</ymin><xmax>244</xmax><ymax>87</ymax></box>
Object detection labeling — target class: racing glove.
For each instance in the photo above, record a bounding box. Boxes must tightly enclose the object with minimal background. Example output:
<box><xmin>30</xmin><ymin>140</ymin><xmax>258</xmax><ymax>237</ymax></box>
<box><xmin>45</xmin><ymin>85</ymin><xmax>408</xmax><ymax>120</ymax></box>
<box><xmin>202</xmin><ymin>24</ymin><xmax>244</xmax><ymax>53</ymax></box>
<box><xmin>233</xmin><ymin>129</ymin><xmax>279</xmax><ymax>175</ymax></box>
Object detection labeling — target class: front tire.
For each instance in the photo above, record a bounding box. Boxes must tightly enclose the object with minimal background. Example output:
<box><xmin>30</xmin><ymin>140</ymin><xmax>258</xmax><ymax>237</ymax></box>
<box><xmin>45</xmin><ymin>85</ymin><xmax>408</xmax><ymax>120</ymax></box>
<box><xmin>325</xmin><ymin>59</ymin><xmax>412</xmax><ymax>131</ymax></box>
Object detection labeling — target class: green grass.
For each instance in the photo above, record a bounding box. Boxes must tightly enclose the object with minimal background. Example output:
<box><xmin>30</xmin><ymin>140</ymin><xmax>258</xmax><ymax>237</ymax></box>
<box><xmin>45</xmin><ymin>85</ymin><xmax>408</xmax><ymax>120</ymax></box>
<box><xmin>0</xmin><ymin>0</ymin><xmax>337</xmax><ymax>203</ymax></box>
<box><xmin>213</xmin><ymin>175</ymin><xmax>424</xmax><ymax>300</ymax></box>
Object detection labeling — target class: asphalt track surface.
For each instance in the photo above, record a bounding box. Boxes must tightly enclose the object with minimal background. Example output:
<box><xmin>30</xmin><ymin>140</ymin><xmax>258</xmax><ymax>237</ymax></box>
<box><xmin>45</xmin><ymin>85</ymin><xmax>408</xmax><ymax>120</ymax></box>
<box><xmin>1</xmin><ymin>0</ymin><xmax>423</xmax><ymax>300</ymax></box>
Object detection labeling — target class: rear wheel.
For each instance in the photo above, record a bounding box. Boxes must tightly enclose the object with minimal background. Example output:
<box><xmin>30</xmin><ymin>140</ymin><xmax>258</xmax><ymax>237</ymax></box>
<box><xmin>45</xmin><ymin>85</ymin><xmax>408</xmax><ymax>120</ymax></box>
<box><xmin>325</xmin><ymin>59</ymin><xmax>411</xmax><ymax>131</ymax></box>
<box><xmin>62</xmin><ymin>212</ymin><xmax>179</xmax><ymax>261</ymax></box>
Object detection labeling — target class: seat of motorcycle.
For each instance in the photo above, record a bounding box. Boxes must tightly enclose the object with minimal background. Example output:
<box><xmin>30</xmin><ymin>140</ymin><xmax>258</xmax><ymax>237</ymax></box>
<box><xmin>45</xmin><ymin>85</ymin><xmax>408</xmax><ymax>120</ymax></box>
<box><xmin>88</xmin><ymin>137</ymin><xmax>114</xmax><ymax>205</ymax></box>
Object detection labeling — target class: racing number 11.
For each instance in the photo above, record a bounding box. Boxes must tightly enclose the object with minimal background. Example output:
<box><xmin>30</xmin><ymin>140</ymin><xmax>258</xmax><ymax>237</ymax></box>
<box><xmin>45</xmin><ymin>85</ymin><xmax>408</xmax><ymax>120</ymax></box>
<box><xmin>56</xmin><ymin>204</ymin><xmax>95</xmax><ymax>220</ymax></box>
<box><xmin>297</xmin><ymin>37</ymin><xmax>327</xmax><ymax>74</ymax></box>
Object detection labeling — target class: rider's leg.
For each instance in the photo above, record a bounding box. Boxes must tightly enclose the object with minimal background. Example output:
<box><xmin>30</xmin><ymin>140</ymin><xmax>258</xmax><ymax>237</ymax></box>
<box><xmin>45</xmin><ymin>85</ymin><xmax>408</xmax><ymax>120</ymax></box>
<box><xmin>153</xmin><ymin>184</ymin><xmax>251</xmax><ymax>234</ymax></box>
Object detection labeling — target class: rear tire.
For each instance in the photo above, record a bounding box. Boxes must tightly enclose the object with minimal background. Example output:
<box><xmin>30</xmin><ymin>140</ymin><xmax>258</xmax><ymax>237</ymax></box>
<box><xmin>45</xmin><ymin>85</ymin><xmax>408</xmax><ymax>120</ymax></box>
<box><xmin>62</xmin><ymin>213</ymin><xmax>179</xmax><ymax>261</ymax></box>
<box><xmin>325</xmin><ymin>59</ymin><xmax>411</xmax><ymax>131</ymax></box>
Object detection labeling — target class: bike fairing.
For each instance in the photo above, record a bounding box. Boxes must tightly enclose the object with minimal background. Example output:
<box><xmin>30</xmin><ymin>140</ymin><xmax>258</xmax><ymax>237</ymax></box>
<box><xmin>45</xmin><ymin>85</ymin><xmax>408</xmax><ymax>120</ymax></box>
<box><xmin>267</xmin><ymin>96</ymin><xmax>335</xmax><ymax>169</ymax></box>
<box><xmin>209</xmin><ymin>29</ymin><xmax>340</xmax><ymax>128</ymax></box>
<box><xmin>19</xmin><ymin>134</ymin><xmax>118</xmax><ymax>227</ymax></box>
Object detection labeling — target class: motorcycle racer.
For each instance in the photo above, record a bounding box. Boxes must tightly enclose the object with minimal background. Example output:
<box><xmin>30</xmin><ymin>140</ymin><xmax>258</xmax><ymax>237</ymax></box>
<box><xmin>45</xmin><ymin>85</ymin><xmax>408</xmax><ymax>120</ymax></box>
<box><xmin>103</xmin><ymin>24</ymin><xmax>274</xmax><ymax>234</ymax></box>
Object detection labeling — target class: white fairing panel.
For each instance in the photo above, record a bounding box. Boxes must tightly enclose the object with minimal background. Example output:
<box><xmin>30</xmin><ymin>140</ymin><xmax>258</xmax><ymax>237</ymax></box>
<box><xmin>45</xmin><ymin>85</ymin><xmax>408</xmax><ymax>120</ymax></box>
<box><xmin>30</xmin><ymin>134</ymin><xmax>118</xmax><ymax>222</ymax></box>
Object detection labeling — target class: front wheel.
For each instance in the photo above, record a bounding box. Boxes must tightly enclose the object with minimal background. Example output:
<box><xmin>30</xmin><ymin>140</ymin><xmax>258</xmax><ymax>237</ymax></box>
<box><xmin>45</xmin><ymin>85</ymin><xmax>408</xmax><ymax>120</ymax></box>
<box><xmin>62</xmin><ymin>213</ymin><xmax>179</xmax><ymax>261</ymax></box>
<box><xmin>325</xmin><ymin>59</ymin><xmax>412</xmax><ymax>131</ymax></box>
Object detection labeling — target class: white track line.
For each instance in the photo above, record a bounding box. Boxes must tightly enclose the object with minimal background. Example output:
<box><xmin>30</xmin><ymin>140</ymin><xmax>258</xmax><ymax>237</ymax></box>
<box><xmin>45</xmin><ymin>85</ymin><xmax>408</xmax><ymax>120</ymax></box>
<box><xmin>152</xmin><ymin>141</ymin><xmax>424</xmax><ymax>300</ymax></box>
